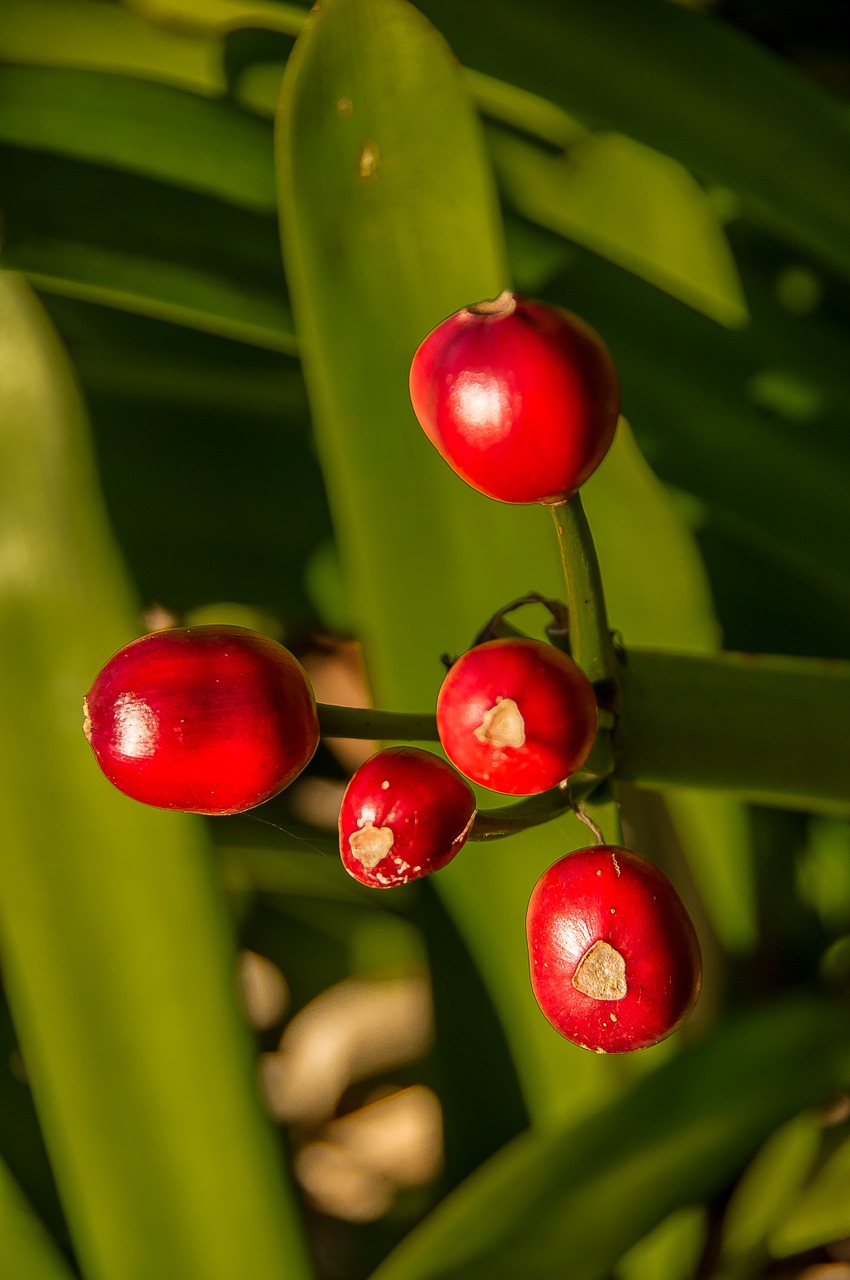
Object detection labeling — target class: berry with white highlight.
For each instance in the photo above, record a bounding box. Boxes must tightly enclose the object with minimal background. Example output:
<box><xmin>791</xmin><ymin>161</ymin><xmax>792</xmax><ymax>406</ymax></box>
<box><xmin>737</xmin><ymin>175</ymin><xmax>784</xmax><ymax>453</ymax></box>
<box><xmin>436</xmin><ymin>637</ymin><xmax>598</xmax><ymax>795</ymax></box>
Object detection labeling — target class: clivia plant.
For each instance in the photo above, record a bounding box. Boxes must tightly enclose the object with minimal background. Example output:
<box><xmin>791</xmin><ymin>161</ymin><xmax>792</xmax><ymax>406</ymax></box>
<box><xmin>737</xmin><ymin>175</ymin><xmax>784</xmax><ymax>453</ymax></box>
<box><xmin>2</xmin><ymin>2</ymin><xmax>850</xmax><ymax>1280</ymax></box>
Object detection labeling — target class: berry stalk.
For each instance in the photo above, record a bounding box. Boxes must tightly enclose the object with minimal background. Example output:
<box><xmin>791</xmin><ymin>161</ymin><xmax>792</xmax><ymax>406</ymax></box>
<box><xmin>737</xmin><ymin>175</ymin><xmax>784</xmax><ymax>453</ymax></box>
<box><xmin>550</xmin><ymin>495</ymin><xmax>623</xmax><ymax>844</ymax></box>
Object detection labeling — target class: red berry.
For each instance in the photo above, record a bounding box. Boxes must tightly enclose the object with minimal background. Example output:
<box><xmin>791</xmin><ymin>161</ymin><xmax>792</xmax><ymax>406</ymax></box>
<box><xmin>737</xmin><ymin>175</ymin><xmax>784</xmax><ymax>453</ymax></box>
<box><xmin>527</xmin><ymin>847</ymin><xmax>702</xmax><ymax>1053</ymax></box>
<box><xmin>436</xmin><ymin>638</ymin><xmax>597</xmax><ymax>795</ymax></box>
<box><xmin>339</xmin><ymin>747</ymin><xmax>476</xmax><ymax>888</ymax></box>
<box><xmin>83</xmin><ymin>626</ymin><xmax>319</xmax><ymax>815</ymax></box>
<box><xmin>409</xmin><ymin>291</ymin><xmax>620</xmax><ymax>504</ymax></box>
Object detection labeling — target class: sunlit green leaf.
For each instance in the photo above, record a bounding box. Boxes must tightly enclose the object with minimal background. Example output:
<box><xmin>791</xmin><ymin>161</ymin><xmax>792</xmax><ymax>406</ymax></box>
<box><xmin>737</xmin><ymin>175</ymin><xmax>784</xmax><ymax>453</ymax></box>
<box><xmin>488</xmin><ymin>126</ymin><xmax>749</xmax><ymax>328</ymax></box>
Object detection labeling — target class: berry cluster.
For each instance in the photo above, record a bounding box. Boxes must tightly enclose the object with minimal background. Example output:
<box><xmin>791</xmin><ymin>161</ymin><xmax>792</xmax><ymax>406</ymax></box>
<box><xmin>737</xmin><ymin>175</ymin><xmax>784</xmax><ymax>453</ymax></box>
<box><xmin>82</xmin><ymin>292</ymin><xmax>701</xmax><ymax>1054</ymax></box>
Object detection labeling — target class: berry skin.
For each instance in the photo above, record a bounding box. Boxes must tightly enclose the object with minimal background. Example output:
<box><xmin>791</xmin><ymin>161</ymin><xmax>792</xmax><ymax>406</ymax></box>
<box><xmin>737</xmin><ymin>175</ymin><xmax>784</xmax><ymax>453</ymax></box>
<box><xmin>339</xmin><ymin>746</ymin><xmax>476</xmax><ymax>888</ymax></box>
<box><xmin>436</xmin><ymin>638</ymin><xmax>597</xmax><ymax>795</ymax></box>
<box><xmin>409</xmin><ymin>291</ymin><xmax>620</xmax><ymax>505</ymax></box>
<box><xmin>83</xmin><ymin>625</ymin><xmax>319</xmax><ymax>815</ymax></box>
<box><xmin>527</xmin><ymin>846</ymin><xmax>702</xmax><ymax>1053</ymax></box>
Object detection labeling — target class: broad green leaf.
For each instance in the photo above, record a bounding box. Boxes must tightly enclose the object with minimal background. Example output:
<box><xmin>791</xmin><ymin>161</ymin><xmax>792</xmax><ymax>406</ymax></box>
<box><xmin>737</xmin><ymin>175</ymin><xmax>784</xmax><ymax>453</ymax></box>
<box><xmin>0</xmin><ymin>1159</ymin><xmax>73</xmax><ymax>1280</ymax></box>
<box><xmin>415</xmin><ymin>0</ymin><xmax>850</xmax><ymax>278</ymax></box>
<box><xmin>0</xmin><ymin>65</ymin><xmax>276</xmax><ymax>211</ymax></box>
<box><xmin>618</xmin><ymin>648</ymin><xmax>850</xmax><ymax>813</ymax></box>
<box><xmin>276</xmin><ymin>0</ymin><xmax>629</xmax><ymax>1126</ymax></box>
<box><xmin>370</xmin><ymin>999</ymin><xmax>850</xmax><ymax>1280</ymax></box>
<box><xmin>488</xmin><ymin>127</ymin><xmax>749</xmax><ymax>328</ymax></box>
<box><xmin>721</xmin><ymin>1112</ymin><xmax>822</xmax><ymax>1260</ymax></box>
<box><xmin>0</xmin><ymin>275</ymin><xmax>312</xmax><ymax>1280</ymax></box>
<box><xmin>0</xmin><ymin>0</ymin><xmax>222</xmax><ymax>94</ymax></box>
<box><xmin>771</xmin><ymin>1128</ymin><xmax>850</xmax><ymax>1257</ymax></box>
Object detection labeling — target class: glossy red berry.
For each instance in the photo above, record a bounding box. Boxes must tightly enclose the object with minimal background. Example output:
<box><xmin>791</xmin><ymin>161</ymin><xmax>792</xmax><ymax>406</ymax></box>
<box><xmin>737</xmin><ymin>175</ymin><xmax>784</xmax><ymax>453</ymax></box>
<box><xmin>339</xmin><ymin>746</ymin><xmax>476</xmax><ymax>888</ymax></box>
<box><xmin>83</xmin><ymin>625</ymin><xmax>319</xmax><ymax>815</ymax></box>
<box><xmin>436</xmin><ymin>638</ymin><xmax>597</xmax><ymax>795</ymax></box>
<box><xmin>527</xmin><ymin>846</ymin><xmax>702</xmax><ymax>1053</ymax></box>
<box><xmin>409</xmin><ymin>291</ymin><xmax>620</xmax><ymax>504</ymax></box>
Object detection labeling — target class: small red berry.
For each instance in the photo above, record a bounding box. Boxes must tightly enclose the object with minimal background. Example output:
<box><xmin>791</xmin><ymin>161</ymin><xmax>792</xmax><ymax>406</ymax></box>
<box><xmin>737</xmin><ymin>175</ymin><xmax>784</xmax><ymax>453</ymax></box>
<box><xmin>527</xmin><ymin>846</ymin><xmax>702</xmax><ymax>1053</ymax></box>
<box><xmin>409</xmin><ymin>291</ymin><xmax>620</xmax><ymax>504</ymax></box>
<box><xmin>436</xmin><ymin>638</ymin><xmax>597</xmax><ymax>795</ymax></box>
<box><xmin>83</xmin><ymin>625</ymin><xmax>319</xmax><ymax>815</ymax></box>
<box><xmin>339</xmin><ymin>746</ymin><xmax>476</xmax><ymax>888</ymax></box>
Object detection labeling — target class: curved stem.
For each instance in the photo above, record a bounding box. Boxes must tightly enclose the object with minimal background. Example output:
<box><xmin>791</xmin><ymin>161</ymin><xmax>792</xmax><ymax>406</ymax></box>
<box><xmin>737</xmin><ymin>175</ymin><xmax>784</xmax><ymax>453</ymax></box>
<box><xmin>549</xmin><ymin>496</ymin><xmax>623</xmax><ymax>845</ymax></box>
<box><xmin>317</xmin><ymin>703</ymin><xmax>438</xmax><ymax>742</ymax></box>
<box><xmin>469</xmin><ymin>788</ymin><xmax>572</xmax><ymax>842</ymax></box>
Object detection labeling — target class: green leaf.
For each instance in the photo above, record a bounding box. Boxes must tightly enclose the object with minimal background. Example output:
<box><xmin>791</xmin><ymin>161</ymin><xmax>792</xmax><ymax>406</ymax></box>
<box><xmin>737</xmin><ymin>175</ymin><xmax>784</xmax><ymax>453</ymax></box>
<box><xmin>369</xmin><ymin>999</ymin><xmax>850</xmax><ymax>1280</ymax></box>
<box><xmin>0</xmin><ymin>1159</ymin><xmax>73</xmax><ymax>1280</ymax></box>
<box><xmin>488</xmin><ymin>126</ymin><xmax>749</xmax><ymax>328</ymax></box>
<box><xmin>276</xmin><ymin>0</ymin><xmax>632</xmax><ymax>1126</ymax></box>
<box><xmin>720</xmin><ymin>1112</ymin><xmax>822</xmax><ymax>1261</ymax></box>
<box><xmin>0</xmin><ymin>274</ymin><xmax>312</xmax><ymax>1280</ymax></box>
<box><xmin>415</xmin><ymin>0</ymin><xmax>850</xmax><ymax>278</ymax></box>
<box><xmin>1</xmin><ymin>146</ymin><xmax>296</xmax><ymax>351</ymax></box>
<box><xmin>0</xmin><ymin>0</ymin><xmax>222</xmax><ymax>93</ymax></box>
<box><xmin>770</xmin><ymin>1127</ymin><xmax>850</xmax><ymax>1257</ymax></box>
<box><xmin>618</xmin><ymin>648</ymin><xmax>850</xmax><ymax>814</ymax></box>
<box><xmin>0</xmin><ymin>65</ymin><xmax>276</xmax><ymax>210</ymax></box>
<box><xmin>617</xmin><ymin>1206</ymin><xmax>706</xmax><ymax>1280</ymax></box>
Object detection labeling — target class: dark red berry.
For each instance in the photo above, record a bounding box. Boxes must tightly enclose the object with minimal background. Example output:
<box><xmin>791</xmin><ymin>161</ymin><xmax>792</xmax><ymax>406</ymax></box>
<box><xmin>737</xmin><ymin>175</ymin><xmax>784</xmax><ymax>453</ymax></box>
<box><xmin>83</xmin><ymin>625</ymin><xmax>319</xmax><ymax>815</ymax></box>
<box><xmin>436</xmin><ymin>638</ymin><xmax>597</xmax><ymax>795</ymax></box>
<box><xmin>409</xmin><ymin>291</ymin><xmax>620</xmax><ymax>504</ymax></box>
<box><xmin>339</xmin><ymin>746</ymin><xmax>476</xmax><ymax>888</ymax></box>
<box><xmin>527</xmin><ymin>846</ymin><xmax>702</xmax><ymax>1053</ymax></box>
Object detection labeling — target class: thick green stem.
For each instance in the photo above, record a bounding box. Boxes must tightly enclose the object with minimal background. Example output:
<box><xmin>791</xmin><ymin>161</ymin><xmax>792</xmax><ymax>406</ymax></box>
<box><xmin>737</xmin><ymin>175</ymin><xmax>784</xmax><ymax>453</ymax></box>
<box><xmin>550</xmin><ymin>496</ymin><xmax>622</xmax><ymax>844</ymax></box>
<box><xmin>317</xmin><ymin>703</ymin><xmax>438</xmax><ymax>742</ymax></box>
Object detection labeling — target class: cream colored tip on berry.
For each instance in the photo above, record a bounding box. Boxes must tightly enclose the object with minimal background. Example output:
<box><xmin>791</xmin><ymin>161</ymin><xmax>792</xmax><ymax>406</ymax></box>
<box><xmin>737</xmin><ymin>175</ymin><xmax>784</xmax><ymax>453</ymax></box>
<box><xmin>473</xmin><ymin>697</ymin><xmax>526</xmax><ymax>749</ymax></box>
<box><xmin>572</xmin><ymin>940</ymin><xmax>628</xmax><ymax>1001</ymax></box>
<box><xmin>467</xmin><ymin>290</ymin><xmax>517</xmax><ymax>318</ymax></box>
<box><xmin>349</xmin><ymin>821</ymin><xmax>394</xmax><ymax>869</ymax></box>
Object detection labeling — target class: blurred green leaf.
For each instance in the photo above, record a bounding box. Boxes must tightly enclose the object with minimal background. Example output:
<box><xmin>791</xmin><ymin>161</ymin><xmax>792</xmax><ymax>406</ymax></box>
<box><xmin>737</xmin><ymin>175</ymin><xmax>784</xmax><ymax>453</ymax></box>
<box><xmin>0</xmin><ymin>65</ymin><xmax>276</xmax><ymax>210</ymax></box>
<box><xmin>0</xmin><ymin>1159</ymin><xmax>73</xmax><ymax>1280</ymax></box>
<box><xmin>0</xmin><ymin>0</ymin><xmax>222</xmax><ymax>93</ymax></box>
<box><xmin>770</xmin><ymin>1126</ymin><xmax>850</xmax><ymax>1257</ymax></box>
<box><xmin>370</xmin><ymin>999</ymin><xmax>850</xmax><ymax>1280</ymax></box>
<box><xmin>0</xmin><ymin>145</ymin><xmax>296</xmax><ymax>351</ymax></box>
<box><xmin>617</xmin><ymin>1206</ymin><xmax>705</xmax><ymax>1280</ymax></box>
<box><xmin>720</xmin><ymin>1111</ymin><xmax>822</xmax><ymax>1262</ymax></box>
<box><xmin>0</xmin><ymin>274</ymin><xmax>312</xmax><ymax>1280</ymax></box>
<box><xmin>415</xmin><ymin>0</ymin><xmax>850</xmax><ymax>277</ymax></box>
<box><xmin>488</xmin><ymin>126</ymin><xmax>749</xmax><ymax>328</ymax></box>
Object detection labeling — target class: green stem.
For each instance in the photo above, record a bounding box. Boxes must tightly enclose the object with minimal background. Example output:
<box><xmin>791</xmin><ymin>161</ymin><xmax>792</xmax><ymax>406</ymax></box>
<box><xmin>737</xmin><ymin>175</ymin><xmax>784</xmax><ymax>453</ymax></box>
<box><xmin>549</xmin><ymin>496</ymin><xmax>622</xmax><ymax>845</ymax></box>
<box><xmin>469</xmin><ymin>788</ymin><xmax>571</xmax><ymax>841</ymax></box>
<box><xmin>317</xmin><ymin>703</ymin><xmax>438</xmax><ymax>742</ymax></box>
